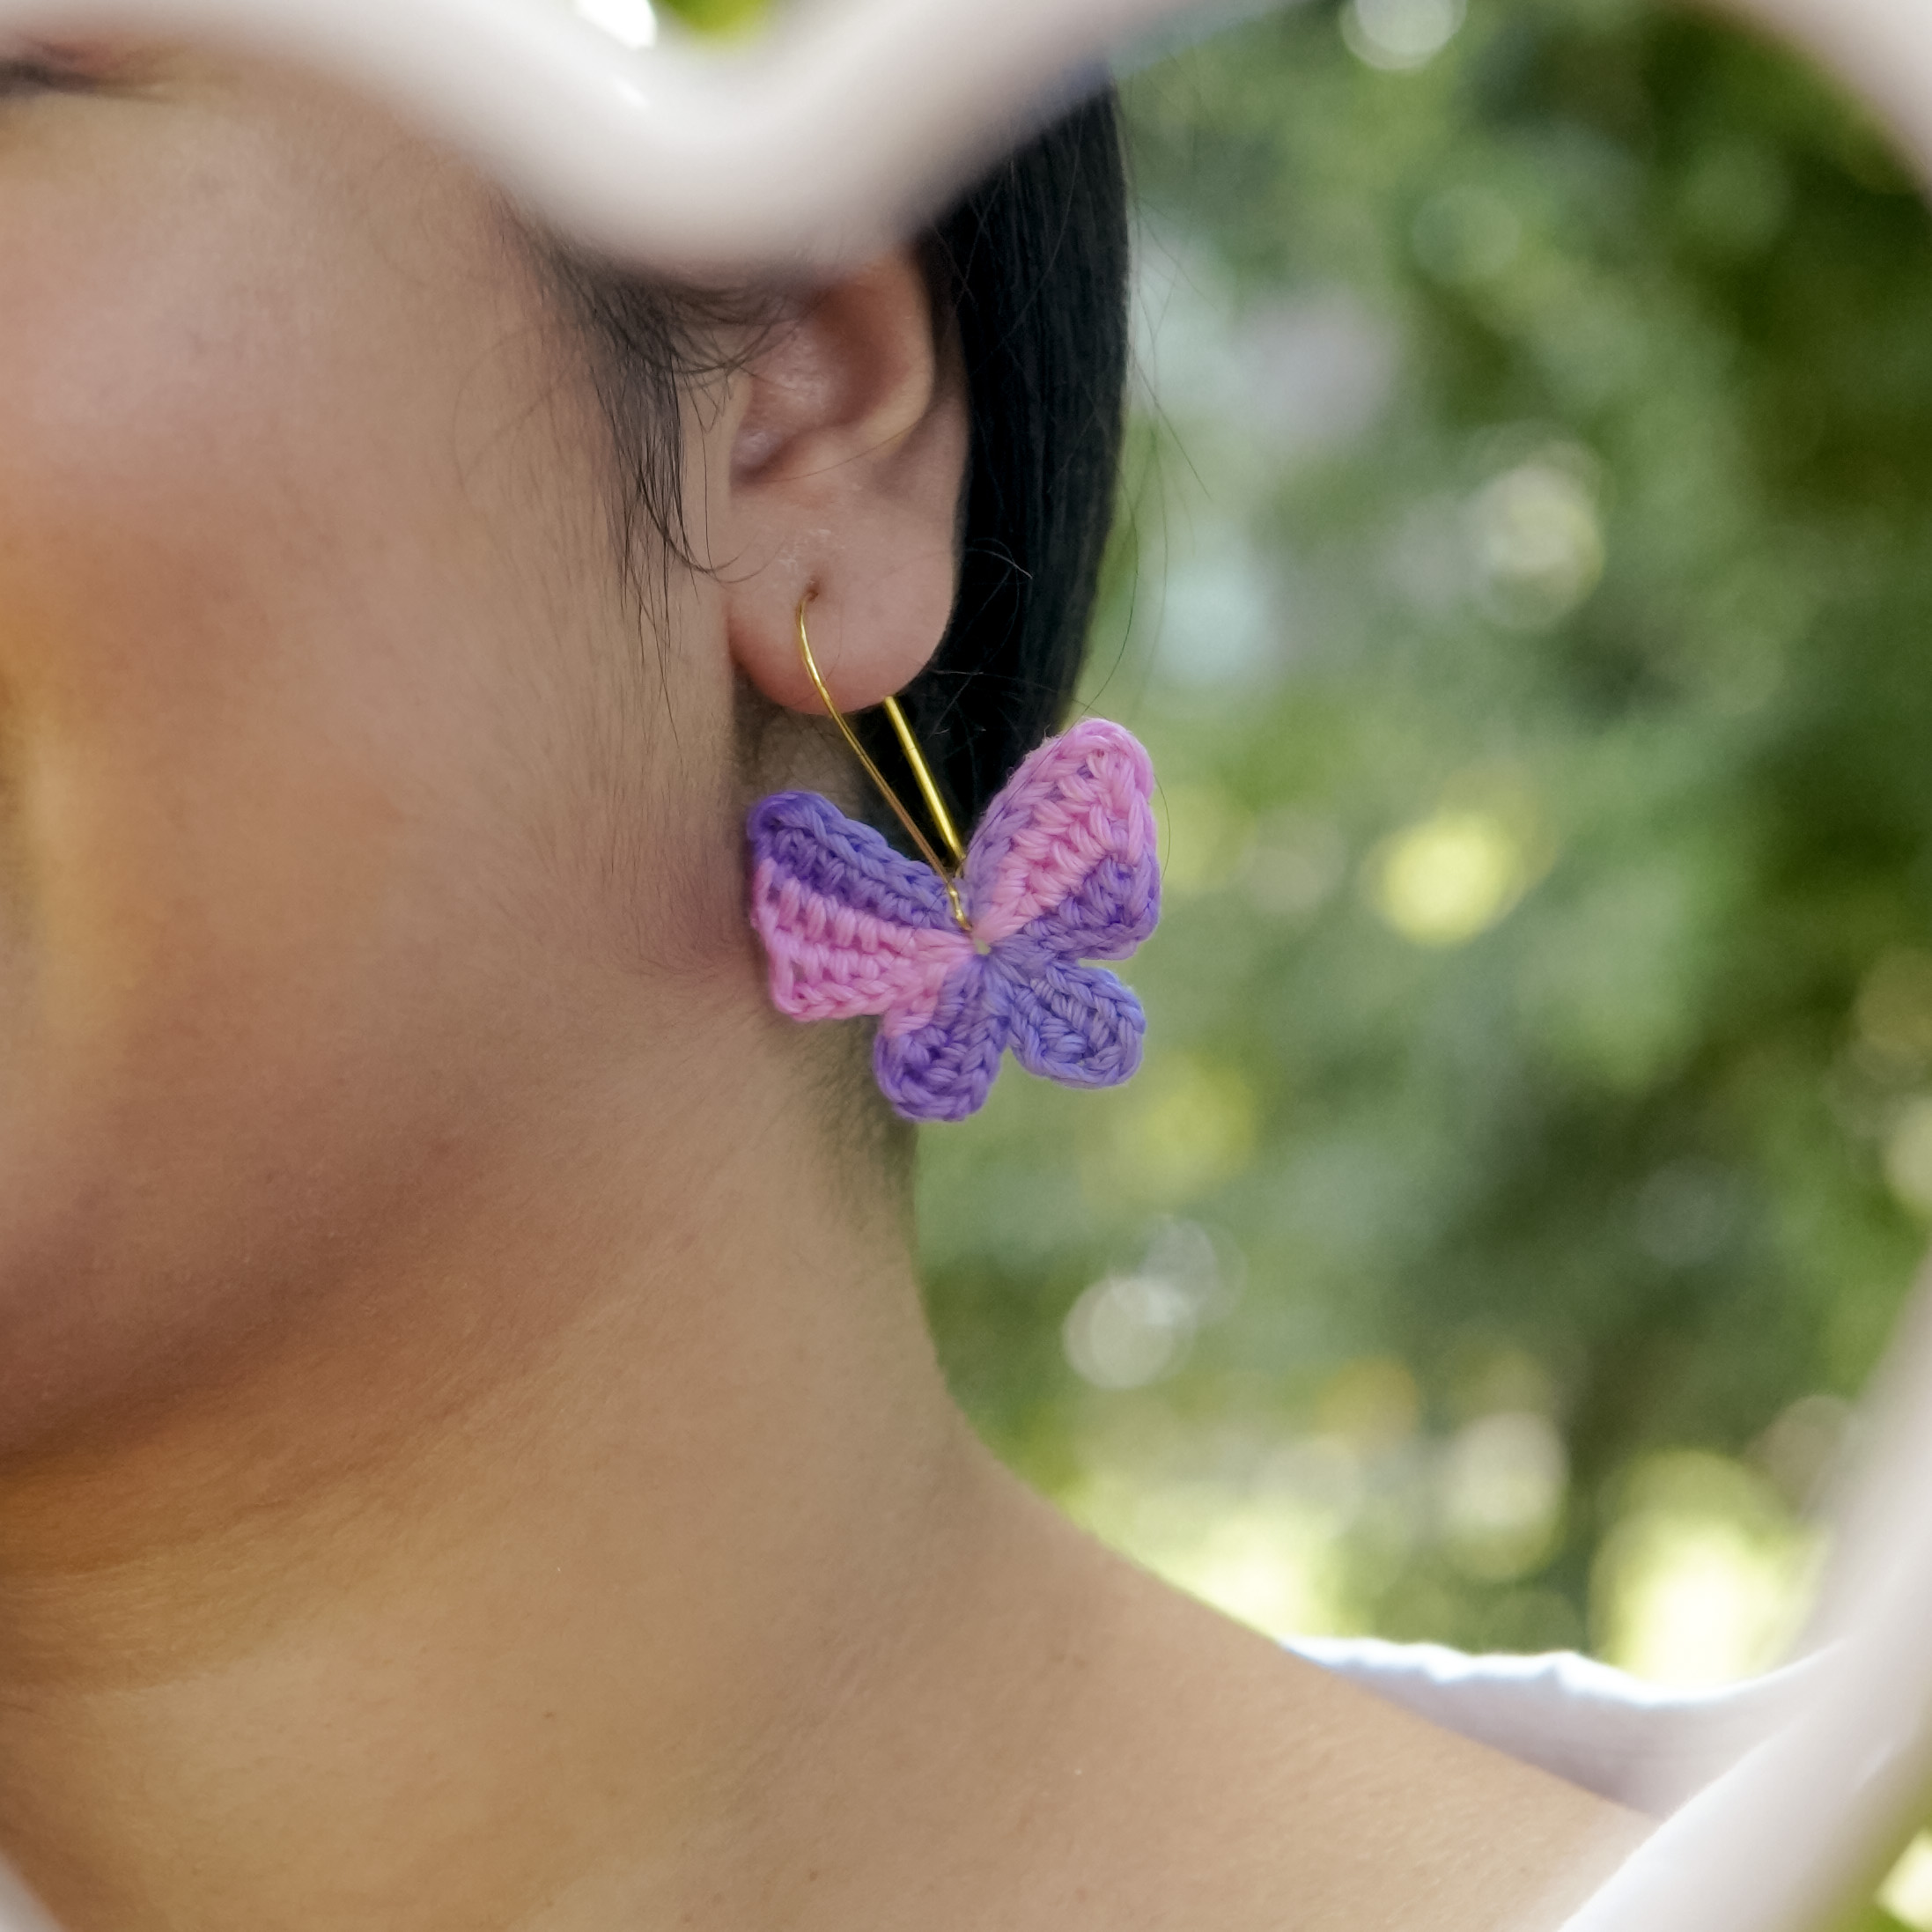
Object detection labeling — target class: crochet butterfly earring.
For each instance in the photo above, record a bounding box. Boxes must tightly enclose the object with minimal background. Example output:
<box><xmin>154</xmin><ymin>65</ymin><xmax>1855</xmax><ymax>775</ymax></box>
<box><xmin>747</xmin><ymin>595</ymin><xmax>1162</xmax><ymax>1125</ymax></box>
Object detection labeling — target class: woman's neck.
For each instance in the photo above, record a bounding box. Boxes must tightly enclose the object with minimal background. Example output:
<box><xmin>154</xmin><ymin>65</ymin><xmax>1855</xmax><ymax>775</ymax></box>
<box><xmin>0</xmin><ymin>1029</ymin><xmax>1037</xmax><ymax>1931</ymax></box>
<box><xmin>0</xmin><ymin>1026</ymin><xmax>1646</xmax><ymax>1932</ymax></box>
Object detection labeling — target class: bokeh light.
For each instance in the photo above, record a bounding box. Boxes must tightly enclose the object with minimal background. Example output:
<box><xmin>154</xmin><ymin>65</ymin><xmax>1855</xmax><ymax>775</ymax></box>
<box><xmin>1368</xmin><ymin>807</ymin><xmax>1536</xmax><ymax>946</ymax></box>
<box><xmin>1589</xmin><ymin>1452</ymin><xmax>1818</xmax><ymax>1687</ymax></box>
<box><xmin>1341</xmin><ymin>0</ymin><xmax>1467</xmax><ymax>72</ymax></box>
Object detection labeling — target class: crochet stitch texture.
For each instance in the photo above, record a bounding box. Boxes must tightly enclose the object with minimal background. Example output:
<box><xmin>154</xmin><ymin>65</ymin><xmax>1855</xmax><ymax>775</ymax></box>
<box><xmin>748</xmin><ymin>719</ymin><xmax>1161</xmax><ymax>1123</ymax></box>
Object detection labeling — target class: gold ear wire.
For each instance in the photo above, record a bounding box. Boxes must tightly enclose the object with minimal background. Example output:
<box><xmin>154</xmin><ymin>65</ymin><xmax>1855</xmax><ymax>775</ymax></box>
<box><xmin>881</xmin><ymin>697</ymin><xmax>967</xmax><ymax>874</ymax></box>
<box><xmin>794</xmin><ymin>594</ymin><xmax>971</xmax><ymax>935</ymax></box>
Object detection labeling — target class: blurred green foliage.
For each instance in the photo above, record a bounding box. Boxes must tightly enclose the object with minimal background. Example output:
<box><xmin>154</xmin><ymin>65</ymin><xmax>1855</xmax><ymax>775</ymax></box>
<box><xmin>920</xmin><ymin>0</ymin><xmax>1932</xmax><ymax>1679</ymax></box>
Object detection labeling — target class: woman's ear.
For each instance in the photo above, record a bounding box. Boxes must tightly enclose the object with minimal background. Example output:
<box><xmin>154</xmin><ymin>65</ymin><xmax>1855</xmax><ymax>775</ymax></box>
<box><xmin>709</xmin><ymin>250</ymin><xmax>968</xmax><ymax>717</ymax></box>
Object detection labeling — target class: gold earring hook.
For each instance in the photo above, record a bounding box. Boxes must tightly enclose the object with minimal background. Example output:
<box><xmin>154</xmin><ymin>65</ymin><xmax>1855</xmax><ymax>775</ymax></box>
<box><xmin>881</xmin><ymin>695</ymin><xmax>967</xmax><ymax>874</ymax></box>
<box><xmin>794</xmin><ymin>595</ymin><xmax>971</xmax><ymax>935</ymax></box>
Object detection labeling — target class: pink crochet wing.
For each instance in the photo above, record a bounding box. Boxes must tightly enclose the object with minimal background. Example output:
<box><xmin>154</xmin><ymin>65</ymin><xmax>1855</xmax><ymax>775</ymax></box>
<box><xmin>748</xmin><ymin>792</ymin><xmax>975</xmax><ymax>1035</ymax></box>
<box><xmin>962</xmin><ymin>719</ymin><xmax>1160</xmax><ymax>958</ymax></box>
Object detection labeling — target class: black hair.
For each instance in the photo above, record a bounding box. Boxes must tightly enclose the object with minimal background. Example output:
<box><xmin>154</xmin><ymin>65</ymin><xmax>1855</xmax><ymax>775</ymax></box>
<box><xmin>544</xmin><ymin>87</ymin><xmax>1132</xmax><ymax>836</ymax></box>
<box><xmin>859</xmin><ymin>91</ymin><xmax>1132</xmax><ymax>829</ymax></box>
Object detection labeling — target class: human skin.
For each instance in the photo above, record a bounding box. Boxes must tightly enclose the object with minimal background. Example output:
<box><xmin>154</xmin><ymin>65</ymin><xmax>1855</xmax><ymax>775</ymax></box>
<box><xmin>0</xmin><ymin>36</ymin><xmax>1642</xmax><ymax>1932</ymax></box>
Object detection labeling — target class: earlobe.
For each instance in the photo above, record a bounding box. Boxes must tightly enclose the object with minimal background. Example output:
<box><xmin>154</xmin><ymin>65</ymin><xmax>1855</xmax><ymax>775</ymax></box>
<box><xmin>715</xmin><ymin>251</ymin><xmax>969</xmax><ymax>720</ymax></box>
<box><xmin>729</xmin><ymin>558</ymin><xmax>960</xmax><ymax>720</ymax></box>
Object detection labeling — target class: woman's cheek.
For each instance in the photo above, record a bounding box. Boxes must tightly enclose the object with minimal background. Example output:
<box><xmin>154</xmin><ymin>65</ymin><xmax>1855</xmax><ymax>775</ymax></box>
<box><xmin>0</xmin><ymin>92</ymin><xmax>451</xmax><ymax>1226</ymax></box>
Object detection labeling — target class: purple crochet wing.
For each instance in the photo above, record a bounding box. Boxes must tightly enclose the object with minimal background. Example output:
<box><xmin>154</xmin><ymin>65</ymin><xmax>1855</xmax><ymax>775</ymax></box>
<box><xmin>872</xmin><ymin>957</ymin><xmax>1008</xmax><ymax>1125</ymax></box>
<box><xmin>990</xmin><ymin>939</ymin><xmax>1146</xmax><ymax>1091</ymax></box>
<box><xmin>873</xmin><ymin>922</ymin><xmax>1149</xmax><ymax>1122</ymax></box>
<box><xmin>962</xmin><ymin>719</ymin><xmax>1160</xmax><ymax>960</ymax></box>
<box><xmin>939</xmin><ymin>719</ymin><xmax>1160</xmax><ymax>1103</ymax></box>
<box><xmin>747</xmin><ymin>792</ymin><xmax>974</xmax><ymax>1030</ymax></box>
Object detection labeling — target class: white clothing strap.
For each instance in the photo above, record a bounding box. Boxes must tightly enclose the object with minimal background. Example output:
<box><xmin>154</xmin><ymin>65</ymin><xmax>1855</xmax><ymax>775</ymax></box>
<box><xmin>1287</xmin><ymin>1636</ymin><xmax>1824</xmax><ymax>1818</ymax></box>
